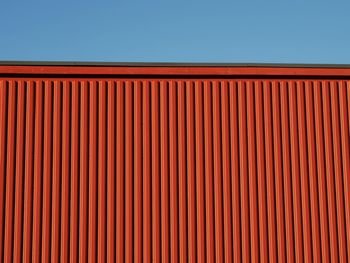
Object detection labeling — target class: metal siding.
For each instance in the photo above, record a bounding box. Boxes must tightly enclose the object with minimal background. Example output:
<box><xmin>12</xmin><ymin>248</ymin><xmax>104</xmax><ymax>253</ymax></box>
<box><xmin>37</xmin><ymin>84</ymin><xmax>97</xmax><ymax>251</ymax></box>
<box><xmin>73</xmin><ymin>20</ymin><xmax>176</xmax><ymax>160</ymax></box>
<box><xmin>0</xmin><ymin>69</ymin><xmax>350</xmax><ymax>262</ymax></box>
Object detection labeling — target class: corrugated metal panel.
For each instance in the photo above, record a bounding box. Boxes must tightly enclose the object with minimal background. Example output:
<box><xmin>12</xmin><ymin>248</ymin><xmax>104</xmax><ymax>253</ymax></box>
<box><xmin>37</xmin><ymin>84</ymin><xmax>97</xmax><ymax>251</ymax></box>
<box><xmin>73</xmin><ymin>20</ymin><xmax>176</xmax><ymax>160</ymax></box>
<box><xmin>0</xmin><ymin>74</ymin><xmax>350</xmax><ymax>262</ymax></box>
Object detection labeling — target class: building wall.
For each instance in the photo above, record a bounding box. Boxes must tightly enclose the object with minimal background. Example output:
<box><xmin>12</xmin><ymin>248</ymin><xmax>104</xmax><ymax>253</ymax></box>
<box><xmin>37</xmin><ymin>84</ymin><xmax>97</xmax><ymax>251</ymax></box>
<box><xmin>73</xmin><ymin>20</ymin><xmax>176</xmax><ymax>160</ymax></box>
<box><xmin>0</xmin><ymin>66</ymin><xmax>350</xmax><ymax>262</ymax></box>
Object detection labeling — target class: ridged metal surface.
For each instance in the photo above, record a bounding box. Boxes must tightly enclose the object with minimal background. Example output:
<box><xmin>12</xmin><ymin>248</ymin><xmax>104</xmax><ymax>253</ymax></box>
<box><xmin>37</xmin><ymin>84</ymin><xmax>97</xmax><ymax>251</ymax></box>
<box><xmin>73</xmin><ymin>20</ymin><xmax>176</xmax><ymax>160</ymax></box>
<box><xmin>0</xmin><ymin>77</ymin><xmax>350</xmax><ymax>262</ymax></box>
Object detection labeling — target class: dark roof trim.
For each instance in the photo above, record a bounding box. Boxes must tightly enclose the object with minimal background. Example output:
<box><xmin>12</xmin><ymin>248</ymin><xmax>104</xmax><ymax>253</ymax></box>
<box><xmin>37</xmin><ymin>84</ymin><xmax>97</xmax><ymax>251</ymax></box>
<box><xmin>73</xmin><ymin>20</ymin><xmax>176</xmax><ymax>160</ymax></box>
<box><xmin>1</xmin><ymin>61</ymin><xmax>350</xmax><ymax>68</ymax></box>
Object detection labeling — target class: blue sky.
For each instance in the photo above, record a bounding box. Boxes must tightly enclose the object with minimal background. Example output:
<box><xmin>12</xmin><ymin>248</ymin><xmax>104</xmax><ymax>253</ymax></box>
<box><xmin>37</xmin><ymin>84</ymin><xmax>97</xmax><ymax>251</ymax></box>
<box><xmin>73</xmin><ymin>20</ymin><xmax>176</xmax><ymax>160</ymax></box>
<box><xmin>0</xmin><ymin>1</ymin><xmax>349</xmax><ymax>63</ymax></box>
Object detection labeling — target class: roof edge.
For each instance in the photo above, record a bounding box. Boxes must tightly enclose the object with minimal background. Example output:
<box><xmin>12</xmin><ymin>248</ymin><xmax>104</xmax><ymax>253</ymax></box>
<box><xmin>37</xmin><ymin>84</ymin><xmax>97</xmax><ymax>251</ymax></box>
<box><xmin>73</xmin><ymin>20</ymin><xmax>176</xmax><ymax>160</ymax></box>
<box><xmin>1</xmin><ymin>62</ymin><xmax>350</xmax><ymax>77</ymax></box>
<box><xmin>1</xmin><ymin>61</ymin><xmax>350</xmax><ymax>68</ymax></box>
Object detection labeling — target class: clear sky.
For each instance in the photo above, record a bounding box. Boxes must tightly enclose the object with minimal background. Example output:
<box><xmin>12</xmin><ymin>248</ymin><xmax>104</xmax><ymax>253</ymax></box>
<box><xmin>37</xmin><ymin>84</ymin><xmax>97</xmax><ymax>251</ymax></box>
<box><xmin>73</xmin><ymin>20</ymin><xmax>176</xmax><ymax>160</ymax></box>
<box><xmin>1</xmin><ymin>0</ymin><xmax>349</xmax><ymax>63</ymax></box>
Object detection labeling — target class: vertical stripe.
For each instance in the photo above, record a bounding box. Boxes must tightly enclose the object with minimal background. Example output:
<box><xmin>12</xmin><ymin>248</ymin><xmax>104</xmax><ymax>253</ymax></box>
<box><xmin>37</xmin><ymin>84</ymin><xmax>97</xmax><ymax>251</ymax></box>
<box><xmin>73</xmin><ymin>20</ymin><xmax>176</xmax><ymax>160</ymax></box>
<box><xmin>0</xmin><ymin>80</ymin><xmax>7</xmax><ymax>263</ymax></box>
<box><xmin>238</xmin><ymin>81</ymin><xmax>250</xmax><ymax>262</ymax></box>
<box><xmin>23</xmin><ymin>81</ymin><xmax>35</xmax><ymax>262</ymax></box>
<box><xmin>229</xmin><ymin>81</ymin><xmax>241</xmax><ymax>263</ymax></box>
<box><xmin>339</xmin><ymin>81</ymin><xmax>350</xmax><ymax>258</ymax></box>
<box><xmin>247</xmin><ymin>80</ymin><xmax>259</xmax><ymax>262</ymax></box>
<box><xmin>160</xmin><ymin>80</ymin><xmax>170</xmax><ymax>263</ymax></box>
<box><xmin>186</xmin><ymin>81</ymin><xmax>197</xmax><ymax>262</ymax></box>
<box><xmin>296</xmin><ymin>81</ymin><xmax>313</xmax><ymax>262</ymax></box>
<box><xmin>288</xmin><ymin>81</ymin><xmax>304</xmax><ymax>262</ymax></box>
<box><xmin>169</xmin><ymin>80</ymin><xmax>179</xmax><ymax>263</ymax></box>
<box><xmin>42</xmin><ymin>81</ymin><xmax>53</xmax><ymax>263</ymax></box>
<box><xmin>107</xmin><ymin>80</ymin><xmax>116</xmax><ymax>263</ymax></box>
<box><xmin>116</xmin><ymin>81</ymin><xmax>125</xmax><ymax>262</ymax></box>
<box><xmin>70</xmin><ymin>80</ymin><xmax>79</xmax><ymax>263</ymax></box>
<box><xmin>60</xmin><ymin>81</ymin><xmax>71</xmax><ymax>263</ymax></box>
<box><xmin>51</xmin><ymin>81</ymin><xmax>62</xmax><ymax>263</ymax></box>
<box><xmin>330</xmin><ymin>81</ymin><xmax>348</xmax><ymax>262</ymax></box>
<box><xmin>322</xmin><ymin>81</ymin><xmax>339</xmax><ymax>262</ymax></box>
<box><xmin>3</xmin><ymin>81</ymin><xmax>17</xmax><ymax>263</ymax></box>
<box><xmin>305</xmin><ymin>81</ymin><xmax>322</xmax><ymax>263</ymax></box>
<box><xmin>98</xmin><ymin>81</ymin><xmax>107</xmax><ymax>262</ymax></box>
<box><xmin>32</xmin><ymin>81</ymin><xmax>44</xmax><ymax>263</ymax></box>
<box><xmin>134</xmin><ymin>80</ymin><xmax>142</xmax><ymax>262</ymax></box>
<box><xmin>125</xmin><ymin>80</ymin><xmax>133</xmax><ymax>262</ymax></box>
<box><xmin>280</xmin><ymin>81</ymin><xmax>295</xmax><ymax>263</ymax></box>
<box><xmin>221</xmin><ymin>81</ymin><xmax>233</xmax><ymax>263</ymax></box>
<box><xmin>313</xmin><ymin>81</ymin><xmax>331</xmax><ymax>262</ymax></box>
<box><xmin>142</xmin><ymin>81</ymin><xmax>152</xmax><ymax>263</ymax></box>
<box><xmin>12</xmin><ymin>81</ymin><xmax>26</xmax><ymax>263</ymax></box>
<box><xmin>204</xmin><ymin>80</ymin><xmax>215</xmax><ymax>263</ymax></box>
<box><xmin>178</xmin><ymin>81</ymin><xmax>188</xmax><ymax>262</ymax></box>
<box><xmin>256</xmin><ymin>81</ymin><xmax>269</xmax><ymax>263</ymax></box>
<box><xmin>263</xmin><ymin>81</ymin><xmax>277</xmax><ymax>263</ymax></box>
<box><xmin>151</xmin><ymin>81</ymin><xmax>161</xmax><ymax>262</ymax></box>
<box><xmin>79</xmin><ymin>81</ymin><xmax>88</xmax><ymax>263</ymax></box>
<box><xmin>212</xmin><ymin>80</ymin><xmax>224</xmax><ymax>262</ymax></box>
<box><xmin>88</xmin><ymin>81</ymin><xmax>97</xmax><ymax>263</ymax></box>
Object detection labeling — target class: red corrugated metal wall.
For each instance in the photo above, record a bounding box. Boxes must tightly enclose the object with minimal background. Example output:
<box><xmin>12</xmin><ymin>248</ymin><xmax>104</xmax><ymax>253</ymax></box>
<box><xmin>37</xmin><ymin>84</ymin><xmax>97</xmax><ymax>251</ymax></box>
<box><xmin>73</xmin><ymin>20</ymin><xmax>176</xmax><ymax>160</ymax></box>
<box><xmin>0</xmin><ymin>69</ymin><xmax>350</xmax><ymax>262</ymax></box>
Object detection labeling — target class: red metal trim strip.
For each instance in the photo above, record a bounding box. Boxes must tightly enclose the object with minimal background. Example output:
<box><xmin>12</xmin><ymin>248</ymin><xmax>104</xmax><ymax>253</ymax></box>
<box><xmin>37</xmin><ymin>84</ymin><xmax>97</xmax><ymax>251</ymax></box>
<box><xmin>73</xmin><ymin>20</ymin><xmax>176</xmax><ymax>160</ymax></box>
<box><xmin>1</xmin><ymin>65</ymin><xmax>350</xmax><ymax>76</ymax></box>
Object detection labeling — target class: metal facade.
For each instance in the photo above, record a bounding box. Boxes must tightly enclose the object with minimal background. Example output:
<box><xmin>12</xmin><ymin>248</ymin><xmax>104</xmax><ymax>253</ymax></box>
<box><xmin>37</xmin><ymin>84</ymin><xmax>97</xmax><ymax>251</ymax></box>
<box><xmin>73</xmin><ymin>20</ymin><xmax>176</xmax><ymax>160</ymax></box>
<box><xmin>0</xmin><ymin>65</ymin><xmax>350</xmax><ymax>262</ymax></box>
